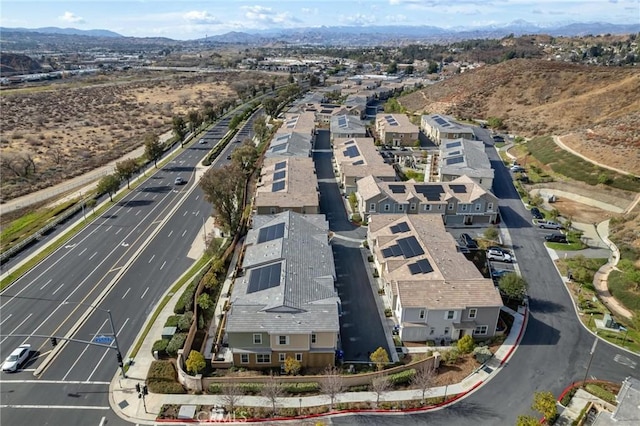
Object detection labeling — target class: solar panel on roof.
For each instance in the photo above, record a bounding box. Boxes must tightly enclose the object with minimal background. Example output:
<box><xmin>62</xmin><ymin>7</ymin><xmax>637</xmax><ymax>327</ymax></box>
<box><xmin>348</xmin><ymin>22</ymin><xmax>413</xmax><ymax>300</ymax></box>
<box><xmin>272</xmin><ymin>181</ymin><xmax>285</xmax><ymax>192</ymax></box>
<box><xmin>272</xmin><ymin>144</ymin><xmax>287</xmax><ymax>152</ymax></box>
<box><xmin>275</xmin><ymin>161</ymin><xmax>287</xmax><ymax>170</ymax></box>
<box><xmin>390</xmin><ymin>222</ymin><xmax>410</xmax><ymax>234</ymax></box>
<box><xmin>434</xmin><ymin>116</ymin><xmax>448</xmax><ymax>126</ymax></box>
<box><xmin>408</xmin><ymin>259</ymin><xmax>434</xmax><ymax>275</ymax></box>
<box><xmin>388</xmin><ymin>184</ymin><xmax>406</xmax><ymax>194</ymax></box>
<box><xmin>274</xmin><ymin>170</ymin><xmax>286</xmax><ymax>181</ymax></box>
<box><xmin>257</xmin><ymin>222</ymin><xmax>285</xmax><ymax>243</ymax></box>
<box><xmin>344</xmin><ymin>146</ymin><xmax>360</xmax><ymax>158</ymax></box>
<box><xmin>450</xmin><ymin>184</ymin><xmax>467</xmax><ymax>193</ymax></box>
<box><xmin>338</xmin><ymin>116</ymin><xmax>348</xmax><ymax>128</ymax></box>
<box><xmin>446</xmin><ymin>157</ymin><xmax>464</xmax><ymax>165</ymax></box>
<box><xmin>414</xmin><ymin>185</ymin><xmax>444</xmax><ymax>201</ymax></box>
<box><xmin>247</xmin><ymin>263</ymin><xmax>282</xmax><ymax>293</ymax></box>
<box><xmin>445</xmin><ymin>141</ymin><xmax>462</xmax><ymax>149</ymax></box>
<box><xmin>447</xmin><ymin>150</ymin><xmax>461</xmax><ymax>156</ymax></box>
<box><xmin>397</xmin><ymin>236</ymin><xmax>425</xmax><ymax>258</ymax></box>
<box><xmin>352</xmin><ymin>160</ymin><xmax>364</xmax><ymax>166</ymax></box>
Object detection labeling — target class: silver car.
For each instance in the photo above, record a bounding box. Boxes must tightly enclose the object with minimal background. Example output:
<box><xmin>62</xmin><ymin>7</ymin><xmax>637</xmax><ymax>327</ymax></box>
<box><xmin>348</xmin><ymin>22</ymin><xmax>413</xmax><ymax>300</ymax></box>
<box><xmin>2</xmin><ymin>344</ymin><xmax>31</xmax><ymax>372</ymax></box>
<box><xmin>538</xmin><ymin>220</ymin><xmax>563</xmax><ymax>230</ymax></box>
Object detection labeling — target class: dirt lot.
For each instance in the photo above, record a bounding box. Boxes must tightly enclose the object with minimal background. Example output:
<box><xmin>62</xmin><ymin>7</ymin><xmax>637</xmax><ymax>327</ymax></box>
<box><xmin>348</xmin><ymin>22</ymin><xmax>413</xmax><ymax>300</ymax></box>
<box><xmin>0</xmin><ymin>70</ymin><xmax>279</xmax><ymax>201</ymax></box>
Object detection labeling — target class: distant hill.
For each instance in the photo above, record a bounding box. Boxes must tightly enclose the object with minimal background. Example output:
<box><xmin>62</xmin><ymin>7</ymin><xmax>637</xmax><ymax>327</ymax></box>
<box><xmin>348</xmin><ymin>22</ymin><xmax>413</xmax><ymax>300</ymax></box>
<box><xmin>0</xmin><ymin>26</ymin><xmax>122</xmax><ymax>38</ymax></box>
<box><xmin>0</xmin><ymin>53</ymin><xmax>42</xmax><ymax>76</ymax></box>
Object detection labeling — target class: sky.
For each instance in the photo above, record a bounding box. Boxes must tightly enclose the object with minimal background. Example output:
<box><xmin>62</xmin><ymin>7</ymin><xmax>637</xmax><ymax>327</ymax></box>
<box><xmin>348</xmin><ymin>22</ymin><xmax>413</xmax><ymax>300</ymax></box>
<box><xmin>1</xmin><ymin>0</ymin><xmax>639</xmax><ymax>40</ymax></box>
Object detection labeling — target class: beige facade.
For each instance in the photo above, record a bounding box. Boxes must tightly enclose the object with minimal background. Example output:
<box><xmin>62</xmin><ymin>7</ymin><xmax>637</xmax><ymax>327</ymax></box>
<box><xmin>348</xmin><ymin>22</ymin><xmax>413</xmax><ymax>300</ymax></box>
<box><xmin>421</xmin><ymin>114</ymin><xmax>475</xmax><ymax>145</ymax></box>
<box><xmin>333</xmin><ymin>137</ymin><xmax>396</xmax><ymax>194</ymax></box>
<box><xmin>375</xmin><ymin>113</ymin><xmax>419</xmax><ymax>147</ymax></box>
<box><xmin>254</xmin><ymin>157</ymin><xmax>319</xmax><ymax>215</ymax></box>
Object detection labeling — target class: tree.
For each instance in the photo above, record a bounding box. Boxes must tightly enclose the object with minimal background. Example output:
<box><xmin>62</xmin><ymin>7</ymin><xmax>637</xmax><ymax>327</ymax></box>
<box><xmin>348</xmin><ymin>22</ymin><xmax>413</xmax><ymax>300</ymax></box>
<box><xmin>320</xmin><ymin>366</ymin><xmax>344</xmax><ymax>410</ymax></box>
<box><xmin>386</xmin><ymin>61</ymin><xmax>398</xmax><ymax>74</ymax></box>
<box><xmin>263</xmin><ymin>97</ymin><xmax>278</xmax><ymax>118</ymax></box>
<box><xmin>487</xmin><ymin>117</ymin><xmax>504</xmax><ymax>129</ymax></box>
<box><xmin>283</xmin><ymin>357</ymin><xmax>301</xmax><ymax>375</ymax></box>
<box><xmin>411</xmin><ymin>362</ymin><xmax>435</xmax><ymax>403</ymax></box>
<box><xmin>185</xmin><ymin>350</ymin><xmax>206</xmax><ymax>375</ymax></box>
<box><xmin>196</xmin><ymin>293</ymin><xmax>213</xmax><ymax>311</ymax></box>
<box><xmin>549</xmin><ymin>208</ymin><xmax>560</xmax><ymax>221</ymax></box>
<box><xmin>456</xmin><ymin>335</ymin><xmax>475</xmax><ymax>354</ymax></box>
<box><xmin>370</xmin><ymin>347</ymin><xmax>389</xmax><ymax>371</ymax></box>
<box><xmin>483</xmin><ymin>225</ymin><xmax>499</xmax><ymax>242</ymax></box>
<box><xmin>371</xmin><ymin>375</ymin><xmax>391</xmax><ymax>408</ymax></box>
<box><xmin>199</xmin><ymin>164</ymin><xmax>245</xmax><ymax>235</ymax></box>
<box><xmin>498</xmin><ymin>273</ymin><xmax>528</xmax><ymax>301</ymax></box>
<box><xmin>187</xmin><ymin>109</ymin><xmax>202</xmax><ymax>133</ymax></box>
<box><xmin>221</xmin><ymin>382</ymin><xmax>243</xmax><ymax>415</ymax></box>
<box><xmin>115</xmin><ymin>159</ymin><xmax>138</xmax><ymax>189</ymax></box>
<box><xmin>532</xmin><ymin>391</ymin><xmax>557</xmax><ymax>422</ymax></box>
<box><xmin>261</xmin><ymin>375</ymin><xmax>284</xmax><ymax>415</ymax></box>
<box><xmin>427</xmin><ymin>61</ymin><xmax>439</xmax><ymax>74</ymax></box>
<box><xmin>253</xmin><ymin>115</ymin><xmax>269</xmax><ymax>143</ymax></box>
<box><xmin>144</xmin><ymin>133</ymin><xmax>163</xmax><ymax>168</ymax></box>
<box><xmin>172</xmin><ymin>115</ymin><xmax>187</xmax><ymax>145</ymax></box>
<box><xmin>405</xmin><ymin>65</ymin><xmax>414</xmax><ymax>75</ymax></box>
<box><xmin>229</xmin><ymin>114</ymin><xmax>243</xmax><ymax>130</ymax></box>
<box><xmin>97</xmin><ymin>174</ymin><xmax>121</xmax><ymax>202</ymax></box>
<box><xmin>516</xmin><ymin>415</ymin><xmax>540</xmax><ymax>426</ymax></box>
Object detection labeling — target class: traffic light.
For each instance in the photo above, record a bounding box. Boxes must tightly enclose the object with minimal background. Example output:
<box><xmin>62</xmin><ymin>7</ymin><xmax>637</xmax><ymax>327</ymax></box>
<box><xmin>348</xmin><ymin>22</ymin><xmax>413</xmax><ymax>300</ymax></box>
<box><xmin>135</xmin><ymin>383</ymin><xmax>141</xmax><ymax>393</ymax></box>
<box><xmin>50</xmin><ymin>337</ymin><xmax>57</xmax><ymax>347</ymax></box>
<box><xmin>142</xmin><ymin>385</ymin><xmax>148</xmax><ymax>396</ymax></box>
<box><xmin>116</xmin><ymin>352</ymin><xmax>123</xmax><ymax>367</ymax></box>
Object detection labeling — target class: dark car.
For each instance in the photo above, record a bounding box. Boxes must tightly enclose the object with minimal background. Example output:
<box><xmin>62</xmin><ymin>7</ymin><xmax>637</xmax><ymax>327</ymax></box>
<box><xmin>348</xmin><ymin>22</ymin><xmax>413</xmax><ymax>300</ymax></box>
<box><xmin>530</xmin><ymin>207</ymin><xmax>544</xmax><ymax>220</ymax></box>
<box><xmin>459</xmin><ymin>233</ymin><xmax>478</xmax><ymax>250</ymax></box>
<box><xmin>545</xmin><ymin>233</ymin><xmax>567</xmax><ymax>243</ymax></box>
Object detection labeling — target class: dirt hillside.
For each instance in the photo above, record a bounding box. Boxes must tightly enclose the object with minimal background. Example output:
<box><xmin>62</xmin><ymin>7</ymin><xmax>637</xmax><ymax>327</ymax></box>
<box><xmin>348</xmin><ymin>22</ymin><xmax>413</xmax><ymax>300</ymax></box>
<box><xmin>400</xmin><ymin>59</ymin><xmax>640</xmax><ymax>174</ymax></box>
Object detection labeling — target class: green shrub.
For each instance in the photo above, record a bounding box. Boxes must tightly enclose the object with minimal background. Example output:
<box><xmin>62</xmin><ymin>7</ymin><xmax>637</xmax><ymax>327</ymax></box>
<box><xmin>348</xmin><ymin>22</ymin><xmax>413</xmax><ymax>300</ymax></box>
<box><xmin>585</xmin><ymin>383</ymin><xmax>617</xmax><ymax>404</ymax></box>
<box><xmin>457</xmin><ymin>335</ymin><xmax>475</xmax><ymax>354</ymax></box>
<box><xmin>178</xmin><ymin>311</ymin><xmax>194</xmax><ymax>331</ymax></box>
<box><xmin>349</xmin><ymin>384</ymin><xmax>370</xmax><ymax>392</ymax></box>
<box><xmin>174</xmin><ymin>280</ymin><xmax>198</xmax><ymax>314</ymax></box>
<box><xmin>152</xmin><ymin>339</ymin><xmax>169</xmax><ymax>356</ymax></box>
<box><xmin>384</xmin><ymin>308</ymin><xmax>392</xmax><ymax>317</ymax></box>
<box><xmin>389</xmin><ymin>369</ymin><xmax>416</xmax><ymax>386</ymax></box>
<box><xmin>441</xmin><ymin>348</ymin><xmax>461</xmax><ymax>364</ymax></box>
<box><xmin>164</xmin><ymin>315</ymin><xmax>180</xmax><ymax>328</ymax></box>
<box><xmin>282</xmin><ymin>382</ymin><xmax>320</xmax><ymax>394</ymax></box>
<box><xmin>165</xmin><ymin>333</ymin><xmax>187</xmax><ymax>357</ymax></box>
<box><xmin>146</xmin><ymin>360</ymin><xmax>187</xmax><ymax>394</ymax></box>
<box><xmin>473</xmin><ymin>345</ymin><xmax>493</xmax><ymax>364</ymax></box>
<box><xmin>238</xmin><ymin>382</ymin><xmax>264</xmax><ymax>395</ymax></box>
<box><xmin>560</xmin><ymin>388</ymin><xmax>577</xmax><ymax>406</ymax></box>
<box><xmin>208</xmin><ymin>383</ymin><xmax>222</xmax><ymax>394</ymax></box>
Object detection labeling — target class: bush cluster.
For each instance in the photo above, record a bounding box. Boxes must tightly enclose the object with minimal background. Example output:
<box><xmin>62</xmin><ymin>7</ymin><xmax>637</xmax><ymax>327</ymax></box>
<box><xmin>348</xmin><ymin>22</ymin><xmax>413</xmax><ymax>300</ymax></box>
<box><xmin>174</xmin><ymin>280</ymin><xmax>198</xmax><ymax>314</ymax></box>
<box><xmin>152</xmin><ymin>339</ymin><xmax>169</xmax><ymax>357</ymax></box>
<box><xmin>388</xmin><ymin>368</ymin><xmax>416</xmax><ymax>386</ymax></box>
<box><xmin>282</xmin><ymin>382</ymin><xmax>320</xmax><ymax>394</ymax></box>
<box><xmin>178</xmin><ymin>311</ymin><xmax>194</xmax><ymax>331</ymax></box>
<box><xmin>164</xmin><ymin>315</ymin><xmax>180</xmax><ymax>328</ymax></box>
<box><xmin>165</xmin><ymin>333</ymin><xmax>187</xmax><ymax>357</ymax></box>
<box><xmin>146</xmin><ymin>360</ymin><xmax>186</xmax><ymax>394</ymax></box>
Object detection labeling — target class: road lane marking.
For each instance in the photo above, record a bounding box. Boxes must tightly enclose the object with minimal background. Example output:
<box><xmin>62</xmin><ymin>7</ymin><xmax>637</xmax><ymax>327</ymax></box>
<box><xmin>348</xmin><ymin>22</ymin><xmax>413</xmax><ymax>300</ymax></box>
<box><xmin>62</xmin><ymin>319</ymin><xmax>109</xmax><ymax>381</ymax></box>
<box><xmin>78</xmin><ymin>248</ymin><xmax>87</xmax><ymax>256</ymax></box>
<box><xmin>194</xmin><ymin>210</ymin><xmax>200</xmax><ymax>217</ymax></box>
<box><xmin>0</xmin><ymin>313</ymin><xmax>13</xmax><ymax>326</ymax></box>
<box><xmin>121</xmin><ymin>288</ymin><xmax>131</xmax><ymax>299</ymax></box>
<box><xmin>183</xmin><ymin>210</ymin><xmax>188</xmax><ymax>216</ymax></box>
<box><xmin>195</xmin><ymin>195</ymin><xmax>200</xmax><ymax>201</ymax></box>
<box><xmin>167</xmin><ymin>230</ymin><xmax>173</xmax><ymax>238</ymax></box>
<box><xmin>614</xmin><ymin>354</ymin><xmax>637</xmax><ymax>369</ymax></box>
<box><xmin>0</xmin><ymin>380</ymin><xmax>109</xmax><ymax>385</ymax></box>
<box><xmin>86</xmin><ymin>318</ymin><xmax>129</xmax><ymax>382</ymax></box>
<box><xmin>64</xmin><ymin>244</ymin><xmax>76</xmax><ymax>249</ymax></box>
<box><xmin>148</xmin><ymin>254</ymin><xmax>155</xmax><ymax>263</ymax></box>
<box><xmin>99</xmin><ymin>416</ymin><xmax>106</xmax><ymax>426</ymax></box>
<box><xmin>105</xmin><ymin>225</ymin><xmax>112</xmax><ymax>232</ymax></box>
<box><xmin>52</xmin><ymin>283</ymin><xmax>64</xmax><ymax>295</ymax></box>
<box><xmin>141</xmin><ymin>287</ymin><xmax>149</xmax><ymax>299</ymax></box>
<box><xmin>40</xmin><ymin>279</ymin><xmax>52</xmax><ymax>290</ymax></box>
<box><xmin>136</xmin><ymin>210</ymin><xmax>141</xmax><ymax>216</ymax></box>
<box><xmin>0</xmin><ymin>313</ymin><xmax>33</xmax><ymax>345</ymax></box>
<box><xmin>160</xmin><ymin>261</ymin><xmax>166</xmax><ymax>270</ymax></box>
<box><xmin>89</xmin><ymin>252</ymin><xmax>97</xmax><ymax>260</ymax></box>
<box><xmin>0</xmin><ymin>405</ymin><xmax>109</xmax><ymax>410</ymax></box>
<box><xmin>181</xmin><ymin>229</ymin><xmax>187</xmax><ymax>237</ymax></box>
<box><xmin>115</xmin><ymin>228</ymin><xmax>122</xmax><ymax>235</ymax></box>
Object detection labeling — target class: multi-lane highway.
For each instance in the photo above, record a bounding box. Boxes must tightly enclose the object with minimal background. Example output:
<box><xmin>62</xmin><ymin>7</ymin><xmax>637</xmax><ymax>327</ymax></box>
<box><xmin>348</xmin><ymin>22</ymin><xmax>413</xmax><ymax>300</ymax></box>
<box><xmin>0</xmin><ymin>114</ymin><xmax>258</xmax><ymax>425</ymax></box>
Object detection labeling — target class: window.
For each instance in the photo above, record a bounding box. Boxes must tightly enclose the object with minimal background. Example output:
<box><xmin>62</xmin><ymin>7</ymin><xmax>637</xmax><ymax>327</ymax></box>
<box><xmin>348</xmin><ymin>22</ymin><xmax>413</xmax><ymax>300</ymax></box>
<box><xmin>419</xmin><ymin>310</ymin><xmax>425</xmax><ymax>319</ymax></box>
<box><xmin>270</xmin><ymin>208</ymin><xmax>276</xmax><ymax>214</ymax></box>
<box><xmin>468</xmin><ymin>308</ymin><xmax>477</xmax><ymax>319</ymax></box>
<box><xmin>448</xmin><ymin>203</ymin><xmax>454</xmax><ymax>210</ymax></box>
<box><xmin>295</xmin><ymin>353</ymin><xmax>303</xmax><ymax>362</ymax></box>
<box><xmin>384</xmin><ymin>204</ymin><xmax>390</xmax><ymax>212</ymax></box>
<box><xmin>279</xmin><ymin>353</ymin><xmax>286</xmax><ymax>362</ymax></box>
<box><xmin>474</xmin><ymin>325</ymin><xmax>488</xmax><ymax>335</ymax></box>
<box><xmin>369</xmin><ymin>203</ymin><xmax>376</xmax><ymax>212</ymax></box>
<box><xmin>475</xmin><ymin>203</ymin><xmax>482</xmax><ymax>211</ymax></box>
<box><xmin>429</xmin><ymin>327</ymin><xmax>435</xmax><ymax>335</ymax></box>
<box><xmin>311</xmin><ymin>334</ymin><xmax>317</xmax><ymax>344</ymax></box>
<box><xmin>461</xmin><ymin>204</ymin><xmax>468</xmax><ymax>211</ymax></box>
<box><xmin>446</xmin><ymin>311</ymin><xmax>455</xmax><ymax>320</ymax></box>
<box><xmin>424</xmin><ymin>204</ymin><xmax>431</xmax><ymax>211</ymax></box>
<box><xmin>240</xmin><ymin>354</ymin><xmax>249</xmax><ymax>364</ymax></box>
<box><xmin>444</xmin><ymin>327</ymin><xmax>450</xmax><ymax>335</ymax></box>
<box><xmin>487</xmin><ymin>202</ymin><xmax>493</xmax><ymax>211</ymax></box>
<box><xmin>253</xmin><ymin>334</ymin><xmax>262</xmax><ymax>344</ymax></box>
<box><xmin>438</xmin><ymin>205</ymin><xmax>443</xmax><ymax>210</ymax></box>
<box><xmin>256</xmin><ymin>354</ymin><xmax>271</xmax><ymax>364</ymax></box>
<box><xmin>410</xmin><ymin>203</ymin><xmax>416</xmax><ymax>211</ymax></box>
<box><xmin>278</xmin><ymin>335</ymin><xmax>289</xmax><ymax>345</ymax></box>
<box><xmin>479</xmin><ymin>178</ymin><xmax>483</xmax><ymax>184</ymax></box>
<box><xmin>398</xmin><ymin>204</ymin><xmax>404</xmax><ymax>211</ymax></box>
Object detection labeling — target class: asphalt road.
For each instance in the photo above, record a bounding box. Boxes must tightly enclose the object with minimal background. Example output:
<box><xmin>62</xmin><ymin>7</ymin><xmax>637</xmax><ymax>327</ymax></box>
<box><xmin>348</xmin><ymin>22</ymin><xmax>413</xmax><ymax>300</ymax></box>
<box><xmin>331</xmin><ymin>129</ymin><xmax>639</xmax><ymax>425</ymax></box>
<box><xmin>0</xmin><ymin>114</ymin><xmax>259</xmax><ymax>426</ymax></box>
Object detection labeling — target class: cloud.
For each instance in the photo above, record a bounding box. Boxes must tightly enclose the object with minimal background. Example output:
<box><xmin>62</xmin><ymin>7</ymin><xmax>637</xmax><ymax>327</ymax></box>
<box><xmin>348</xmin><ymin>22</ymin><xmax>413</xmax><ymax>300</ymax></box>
<box><xmin>59</xmin><ymin>11</ymin><xmax>84</xmax><ymax>24</ymax></box>
<box><xmin>242</xmin><ymin>5</ymin><xmax>299</xmax><ymax>26</ymax></box>
<box><xmin>387</xmin><ymin>14</ymin><xmax>409</xmax><ymax>23</ymax></box>
<box><xmin>301</xmin><ymin>7</ymin><xmax>318</xmax><ymax>15</ymax></box>
<box><xmin>339</xmin><ymin>13</ymin><xmax>377</xmax><ymax>26</ymax></box>
<box><xmin>183</xmin><ymin>11</ymin><xmax>219</xmax><ymax>25</ymax></box>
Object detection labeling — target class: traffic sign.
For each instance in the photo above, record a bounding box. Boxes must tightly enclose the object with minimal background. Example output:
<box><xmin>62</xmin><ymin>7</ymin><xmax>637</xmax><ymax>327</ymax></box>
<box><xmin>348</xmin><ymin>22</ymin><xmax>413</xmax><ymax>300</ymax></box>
<box><xmin>93</xmin><ymin>335</ymin><xmax>114</xmax><ymax>345</ymax></box>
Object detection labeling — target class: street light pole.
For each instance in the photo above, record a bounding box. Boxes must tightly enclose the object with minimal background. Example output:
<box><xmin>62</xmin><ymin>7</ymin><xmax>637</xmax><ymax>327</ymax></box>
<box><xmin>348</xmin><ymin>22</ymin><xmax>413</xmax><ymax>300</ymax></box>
<box><xmin>107</xmin><ymin>309</ymin><xmax>127</xmax><ymax>379</ymax></box>
<box><xmin>582</xmin><ymin>337</ymin><xmax>598</xmax><ymax>388</ymax></box>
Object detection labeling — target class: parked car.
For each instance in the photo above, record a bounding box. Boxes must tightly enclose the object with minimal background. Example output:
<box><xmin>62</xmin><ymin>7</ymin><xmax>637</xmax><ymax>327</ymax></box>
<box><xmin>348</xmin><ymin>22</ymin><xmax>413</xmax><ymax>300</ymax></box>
<box><xmin>487</xmin><ymin>248</ymin><xmax>513</xmax><ymax>263</ymax></box>
<box><xmin>510</xmin><ymin>165</ymin><xmax>525</xmax><ymax>173</ymax></box>
<box><xmin>491</xmin><ymin>269</ymin><xmax>514</xmax><ymax>279</ymax></box>
<box><xmin>458</xmin><ymin>233</ymin><xmax>478</xmax><ymax>250</ymax></box>
<box><xmin>538</xmin><ymin>220</ymin><xmax>563</xmax><ymax>230</ymax></box>
<box><xmin>2</xmin><ymin>344</ymin><xmax>30</xmax><ymax>372</ymax></box>
<box><xmin>198</xmin><ymin>138</ymin><xmax>206</xmax><ymax>144</ymax></box>
<box><xmin>545</xmin><ymin>233</ymin><xmax>568</xmax><ymax>243</ymax></box>
<box><xmin>530</xmin><ymin>207</ymin><xmax>544</xmax><ymax>220</ymax></box>
<box><xmin>493</xmin><ymin>135</ymin><xmax>505</xmax><ymax>142</ymax></box>
<box><xmin>174</xmin><ymin>177</ymin><xmax>185</xmax><ymax>185</ymax></box>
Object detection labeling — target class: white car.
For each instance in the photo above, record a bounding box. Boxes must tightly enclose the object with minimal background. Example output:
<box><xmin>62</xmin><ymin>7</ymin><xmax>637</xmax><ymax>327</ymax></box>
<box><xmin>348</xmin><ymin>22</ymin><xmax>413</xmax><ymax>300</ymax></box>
<box><xmin>198</xmin><ymin>139</ymin><xmax>206</xmax><ymax>144</ymax></box>
<box><xmin>538</xmin><ymin>220</ymin><xmax>563</xmax><ymax>230</ymax></box>
<box><xmin>487</xmin><ymin>248</ymin><xmax>513</xmax><ymax>263</ymax></box>
<box><xmin>174</xmin><ymin>177</ymin><xmax>185</xmax><ymax>185</ymax></box>
<box><xmin>510</xmin><ymin>165</ymin><xmax>525</xmax><ymax>173</ymax></box>
<box><xmin>2</xmin><ymin>344</ymin><xmax>30</xmax><ymax>372</ymax></box>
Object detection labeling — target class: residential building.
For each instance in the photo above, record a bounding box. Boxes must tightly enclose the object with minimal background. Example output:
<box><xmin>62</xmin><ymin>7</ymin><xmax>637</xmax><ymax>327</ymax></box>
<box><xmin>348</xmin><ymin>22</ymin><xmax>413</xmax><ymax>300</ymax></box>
<box><xmin>330</xmin><ymin>115</ymin><xmax>367</xmax><ymax>139</ymax></box>
<box><xmin>264</xmin><ymin>132</ymin><xmax>312</xmax><ymax>158</ymax></box>
<box><xmin>592</xmin><ymin>376</ymin><xmax>640</xmax><ymax>425</ymax></box>
<box><xmin>421</xmin><ymin>114</ymin><xmax>475</xmax><ymax>145</ymax></box>
<box><xmin>333</xmin><ymin>138</ymin><xmax>396</xmax><ymax>194</ymax></box>
<box><xmin>254</xmin><ymin>157</ymin><xmax>319</xmax><ymax>215</ymax></box>
<box><xmin>439</xmin><ymin>139</ymin><xmax>494</xmax><ymax>190</ymax></box>
<box><xmin>225</xmin><ymin>211</ymin><xmax>340</xmax><ymax>369</ymax></box>
<box><xmin>375</xmin><ymin>113</ymin><xmax>420</xmax><ymax>147</ymax></box>
<box><xmin>277</xmin><ymin>112</ymin><xmax>316</xmax><ymax>137</ymax></box>
<box><xmin>356</xmin><ymin>175</ymin><xmax>498</xmax><ymax>225</ymax></box>
<box><xmin>367</xmin><ymin>214</ymin><xmax>503</xmax><ymax>342</ymax></box>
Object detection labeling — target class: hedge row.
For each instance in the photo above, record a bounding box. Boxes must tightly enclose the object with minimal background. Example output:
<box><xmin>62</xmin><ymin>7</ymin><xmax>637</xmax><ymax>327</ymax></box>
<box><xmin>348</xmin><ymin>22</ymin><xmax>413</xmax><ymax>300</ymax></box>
<box><xmin>166</xmin><ymin>333</ymin><xmax>187</xmax><ymax>357</ymax></box>
<box><xmin>388</xmin><ymin>368</ymin><xmax>416</xmax><ymax>386</ymax></box>
<box><xmin>146</xmin><ymin>360</ymin><xmax>186</xmax><ymax>394</ymax></box>
<box><xmin>282</xmin><ymin>382</ymin><xmax>319</xmax><ymax>394</ymax></box>
<box><xmin>207</xmin><ymin>381</ymin><xmax>320</xmax><ymax>396</ymax></box>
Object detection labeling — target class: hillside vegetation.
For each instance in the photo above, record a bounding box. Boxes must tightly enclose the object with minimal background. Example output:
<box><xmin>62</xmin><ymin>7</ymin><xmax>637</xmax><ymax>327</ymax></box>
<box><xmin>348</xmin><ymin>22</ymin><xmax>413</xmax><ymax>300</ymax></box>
<box><xmin>400</xmin><ymin>59</ymin><xmax>640</xmax><ymax>174</ymax></box>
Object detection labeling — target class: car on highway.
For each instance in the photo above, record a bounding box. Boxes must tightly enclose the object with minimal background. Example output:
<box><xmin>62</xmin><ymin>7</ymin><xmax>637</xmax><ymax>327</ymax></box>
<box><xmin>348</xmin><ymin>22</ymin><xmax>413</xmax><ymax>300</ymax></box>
<box><xmin>198</xmin><ymin>138</ymin><xmax>206</xmax><ymax>144</ymax></box>
<box><xmin>2</xmin><ymin>344</ymin><xmax>31</xmax><ymax>372</ymax></box>
<box><xmin>226</xmin><ymin>154</ymin><xmax>232</xmax><ymax>160</ymax></box>
<box><xmin>530</xmin><ymin>207</ymin><xmax>544</xmax><ymax>220</ymax></box>
<box><xmin>174</xmin><ymin>177</ymin><xmax>185</xmax><ymax>185</ymax></box>
<box><xmin>545</xmin><ymin>233</ymin><xmax>568</xmax><ymax>243</ymax></box>
<box><xmin>538</xmin><ymin>220</ymin><xmax>563</xmax><ymax>230</ymax></box>
<box><xmin>458</xmin><ymin>233</ymin><xmax>478</xmax><ymax>250</ymax></box>
<box><xmin>487</xmin><ymin>247</ymin><xmax>513</xmax><ymax>263</ymax></box>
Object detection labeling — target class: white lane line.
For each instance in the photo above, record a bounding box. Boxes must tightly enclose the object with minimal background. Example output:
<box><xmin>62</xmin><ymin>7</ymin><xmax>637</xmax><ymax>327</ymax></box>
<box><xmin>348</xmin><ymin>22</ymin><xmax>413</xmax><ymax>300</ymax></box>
<box><xmin>194</xmin><ymin>210</ymin><xmax>200</xmax><ymax>217</ymax></box>
<box><xmin>183</xmin><ymin>210</ymin><xmax>188</xmax><ymax>216</ymax></box>
<box><xmin>104</xmin><ymin>225</ymin><xmax>112</xmax><ymax>232</ymax></box>
<box><xmin>0</xmin><ymin>405</ymin><xmax>109</xmax><ymax>410</ymax></box>
<box><xmin>153</xmin><ymin>194</ymin><xmax>158</xmax><ymax>199</ymax></box>
<box><xmin>195</xmin><ymin>195</ymin><xmax>200</xmax><ymax>201</ymax></box>
<box><xmin>51</xmin><ymin>283</ymin><xmax>64</xmax><ymax>295</ymax></box>
<box><xmin>0</xmin><ymin>313</ymin><xmax>33</xmax><ymax>345</ymax></box>
<box><xmin>0</xmin><ymin>313</ymin><xmax>13</xmax><ymax>326</ymax></box>
<box><xmin>181</xmin><ymin>229</ymin><xmax>187</xmax><ymax>237</ymax></box>
<box><xmin>62</xmin><ymin>319</ymin><xmax>109</xmax><ymax>381</ymax></box>
<box><xmin>127</xmin><ymin>208</ymin><xmax>132</xmax><ymax>214</ymax></box>
<box><xmin>160</xmin><ymin>261</ymin><xmax>166</xmax><ymax>270</ymax></box>
<box><xmin>121</xmin><ymin>288</ymin><xmax>131</xmax><ymax>300</ymax></box>
<box><xmin>78</xmin><ymin>248</ymin><xmax>87</xmax><ymax>256</ymax></box>
<box><xmin>0</xmin><ymin>380</ymin><xmax>110</xmax><ymax>385</ymax></box>
<box><xmin>167</xmin><ymin>230</ymin><xmax>173</xmax><ymax>238</ymax></box>
<box><xmin>99</xmin><ymin>416</ymin><xmax>106</xmax><ymax>426</ymax></box>
<box><xmin>89</xmin><ymin>252</ymin><xmax>97</xmax><ymax>260</ymax></box>
<box><xmin>136</xmin><ymin>210</ymin><xmax>141</xmax><ymax>216</ymax></box>
<box><xmin>140</xmin><ymin>287</ymin><xmax>149</xmax><ymax>299</ymax></box>
<box><xmin>148</xmin><ymin>254</ymin><xmax>155</xmax><ymax>263</ymax></box>
<box><xmin>115</xmin><ymin>228</ymin><xmax>122</xmax><ymax>235</ymax></box>
<box><xmin>40</xmin><ymin>279</ymin><xmax>52</xmax><ymax>290</ymax></box>
<box><xmin>86</xmin><ymin>318</ymin><xmax>129</xmax><ymax>382</ymax></box>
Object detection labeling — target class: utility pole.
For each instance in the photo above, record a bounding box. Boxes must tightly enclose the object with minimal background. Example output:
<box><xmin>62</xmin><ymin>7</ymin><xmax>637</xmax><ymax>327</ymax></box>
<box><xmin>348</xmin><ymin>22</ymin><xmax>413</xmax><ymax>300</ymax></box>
<box><xmin>582</xmin><ymin>337</ymin><xmax>598</xmax><ymax>388</ymax></box>
<box><xmin>107</xmin><ymin>309</ymin><xmax>127</xmax><ymax>379</ymax></box>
